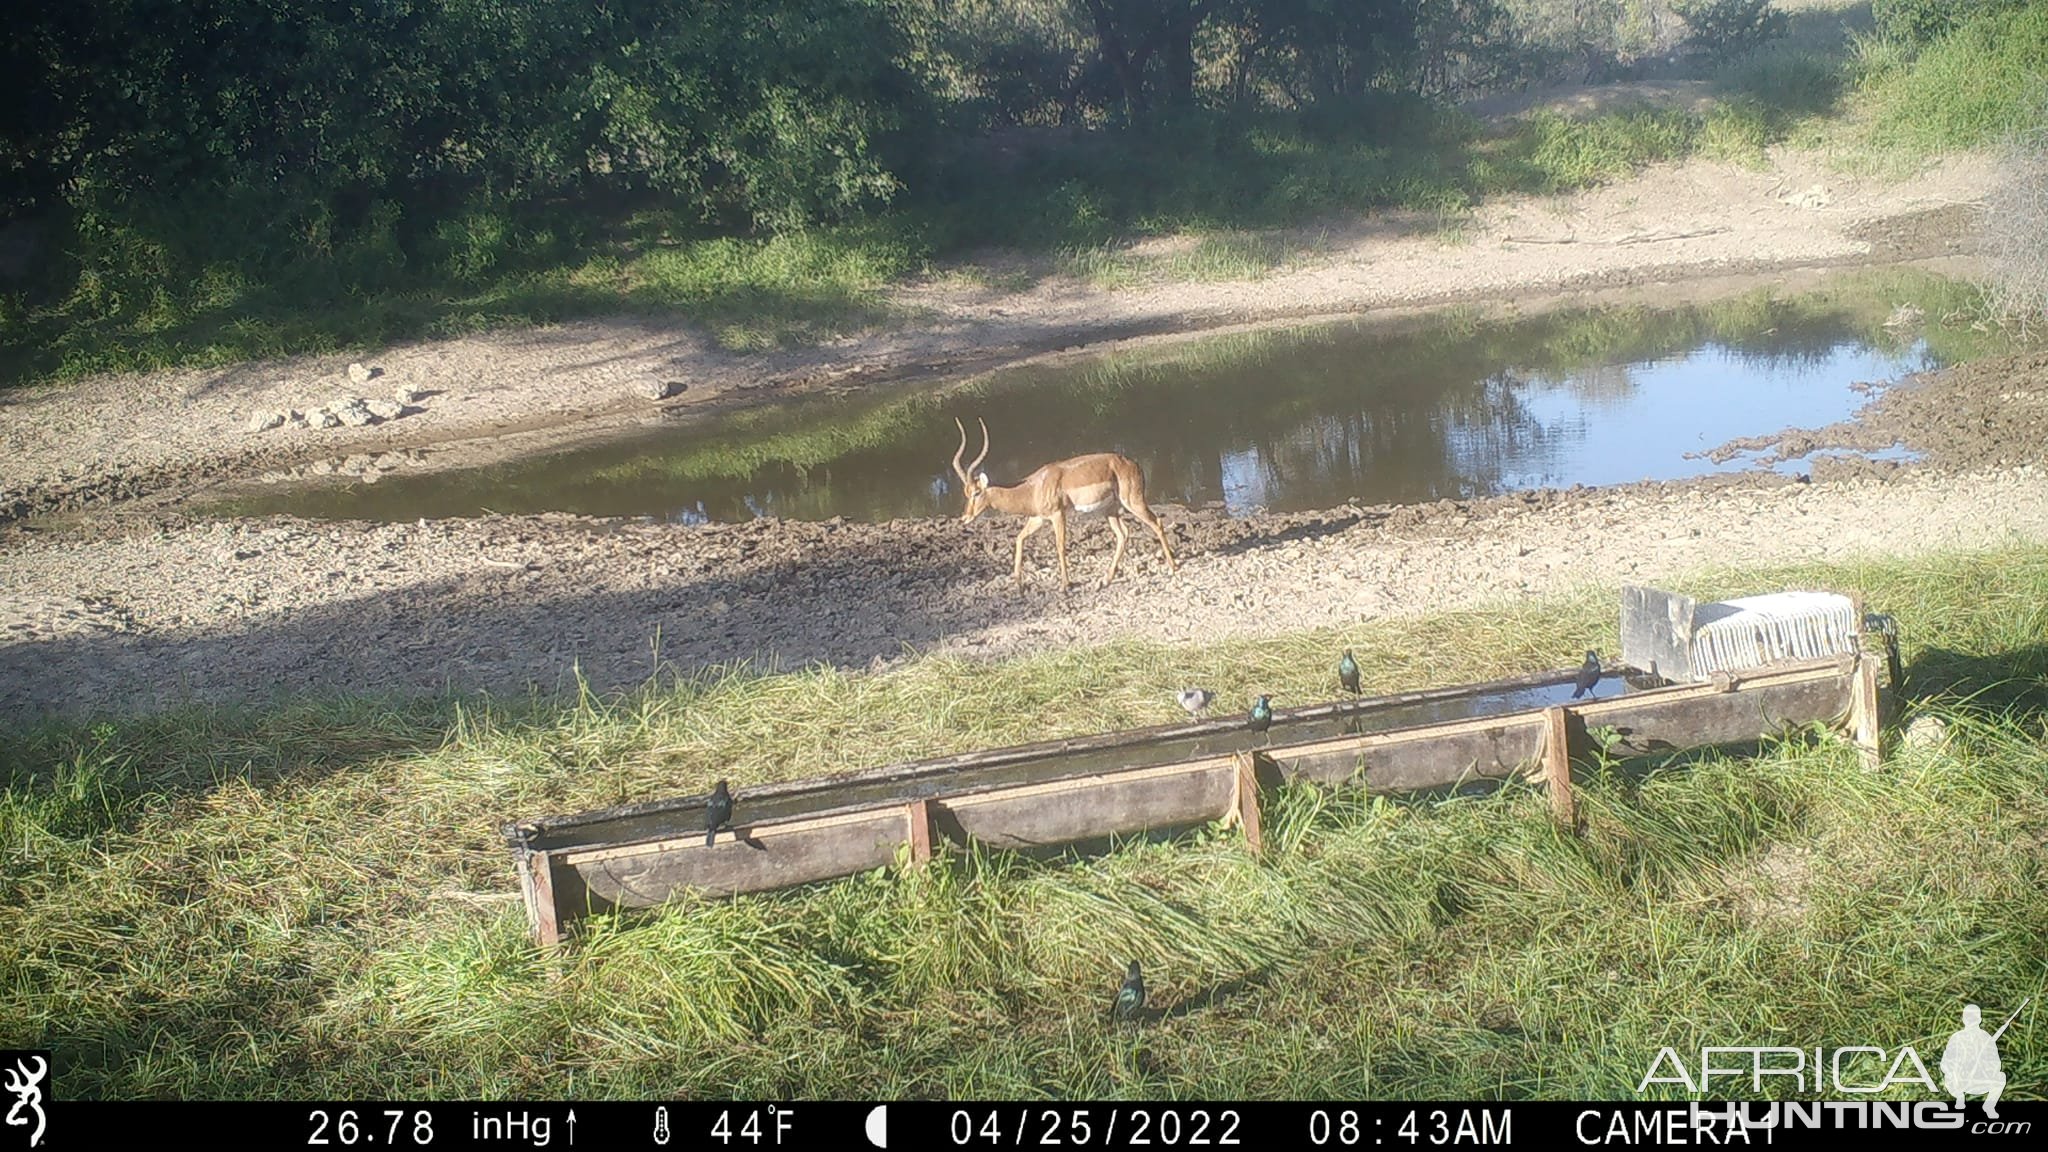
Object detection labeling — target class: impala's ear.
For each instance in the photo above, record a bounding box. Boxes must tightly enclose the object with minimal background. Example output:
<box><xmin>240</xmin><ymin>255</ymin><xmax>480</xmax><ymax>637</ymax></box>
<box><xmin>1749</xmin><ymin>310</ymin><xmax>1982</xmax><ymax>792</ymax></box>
<box><xmin>976</xmin><ymin>471</ymin><xmax>989</xmax><ymax>489</ymax></box>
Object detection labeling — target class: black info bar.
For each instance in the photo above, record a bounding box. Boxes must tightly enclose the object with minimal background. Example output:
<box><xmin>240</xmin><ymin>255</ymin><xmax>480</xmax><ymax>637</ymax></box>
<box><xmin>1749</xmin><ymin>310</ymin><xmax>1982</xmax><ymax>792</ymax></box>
<box><xmin>31</xmin><ymin>1099</ymin><xmax>2039</xmax><ymax>1148</ymax></box>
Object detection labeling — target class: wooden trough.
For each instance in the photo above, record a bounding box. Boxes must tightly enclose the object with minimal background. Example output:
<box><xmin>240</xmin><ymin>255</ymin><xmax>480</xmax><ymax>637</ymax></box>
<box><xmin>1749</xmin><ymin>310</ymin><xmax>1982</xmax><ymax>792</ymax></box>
<box><xmin>505</xmin><ymin>648</ymin><xmax>1890</xmax><ymax>947</ymax></box>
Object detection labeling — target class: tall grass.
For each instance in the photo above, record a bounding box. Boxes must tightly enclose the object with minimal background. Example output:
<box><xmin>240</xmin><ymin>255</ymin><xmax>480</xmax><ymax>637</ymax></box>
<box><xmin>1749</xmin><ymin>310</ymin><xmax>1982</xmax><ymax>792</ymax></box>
<box><xmin>1860</xmin><ymin>1</ymin><xmax>2048</xmax><ymax>154</ymax></box>
<box><xmin>2</xmin><ymin>545</ymin><xmax>2045</xmax><ymax>1098</ymax></box>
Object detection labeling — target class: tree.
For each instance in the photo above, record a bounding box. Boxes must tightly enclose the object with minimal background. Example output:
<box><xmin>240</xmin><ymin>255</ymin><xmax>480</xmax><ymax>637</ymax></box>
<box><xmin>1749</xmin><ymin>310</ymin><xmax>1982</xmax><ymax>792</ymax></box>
<box><xmin>1072</xmin><ymin>0</ymin><xmax>1223</xmax><ymax>119</ymax></box>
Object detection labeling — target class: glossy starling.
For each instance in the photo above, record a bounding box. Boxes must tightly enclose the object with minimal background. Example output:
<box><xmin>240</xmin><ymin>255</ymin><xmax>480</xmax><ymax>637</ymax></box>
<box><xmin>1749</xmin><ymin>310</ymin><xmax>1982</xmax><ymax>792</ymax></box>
<box><xmin>704</xmin><ymin>779</ymin><xmax>733</xmax><ymax>847</ymax></box>
<box><xmin>1114</xmin><ymin>960</ymin><xmax>1146</xmax><ymax>1023</ymax></box>
<box><xmin>1339</xmin><ymin>649</ymin><xmax>1361</xmax><ymax>695</ymax></box>
<box><xmin>1249</xmin><ymin>695</ymin><xmax>1273</xmax><ymax>734</ymax></box>
<box><xmin>1573</xmin><ymin>650</ymin><xmax>1602</xmax><ymax>700</ymax></box>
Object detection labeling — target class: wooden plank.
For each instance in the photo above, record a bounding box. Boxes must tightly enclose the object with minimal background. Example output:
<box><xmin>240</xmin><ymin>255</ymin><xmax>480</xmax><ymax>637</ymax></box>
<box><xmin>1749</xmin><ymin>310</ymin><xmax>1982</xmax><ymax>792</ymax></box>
<box><xmin>519</xmin><ymin>849</ymin><xmax>562</xmax><ymax>949</ymax></box>
<box><xmin>1543</xmin><ymin>706</ymin><xmax>1577</xmax><ymax>832</ymax></box>
<box><xmin>563</xmin><ymin>807</ymin><xmax>910</xmax><ymax>905</ymax></box>
<box><xmin>1233</xmin><ymin>752</ymin><xmax>1264</xmax><ymax>855</ymax></box>
<box><xmin>504</xmin><ymin>665</ymin><xmax>1594</xmax><ymax>852</ymax></box>
<box><xmin>1263</xmin><ymin>710</ymin><xmax>1549</xmax><ymax>792</ymax></box>
<box><xmin>933</xmin><ymin>760</ymin><xmax>1237</xmax><ymax>850</ymax></box>
<box><xmin>1567</xmin><ymin>660</ymin><xmax>1852</xmax><ymax>759</ymax></box>
<box><xmin>1850</xmin><ymin>651</ymin><xmax>1884</xmax><ymax>772</ymax></box>
<box><xmin>906</xmin><ymin>799</ymin><xmax>933</xmax><ymax>864</ymax></box>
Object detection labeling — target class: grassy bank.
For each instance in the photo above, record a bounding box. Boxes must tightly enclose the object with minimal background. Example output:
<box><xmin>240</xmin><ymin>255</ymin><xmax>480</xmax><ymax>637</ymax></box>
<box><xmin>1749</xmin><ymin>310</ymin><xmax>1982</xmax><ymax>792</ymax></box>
<box><xmin>3</xmin><ymin>545</ymin><xmax>2044</xmax><ymax>1098</ymax></box>
<box><xmin>7</xmin><ymin>4</ymin><xmax>2045</xmax><ymax>389</ymax></box>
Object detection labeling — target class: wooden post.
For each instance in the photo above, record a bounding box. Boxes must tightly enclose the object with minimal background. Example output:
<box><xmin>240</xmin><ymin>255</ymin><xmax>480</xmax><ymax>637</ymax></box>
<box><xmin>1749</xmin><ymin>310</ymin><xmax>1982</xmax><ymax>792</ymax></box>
<box><xmin>905</xmin><ymin>798</ymin><xmax>933</xmax><ymax>864</ymax></box>
<box><xmin>1542</xmin><ymin>706</ymin><xmax>1578</xmax><ymax>833</ymax></box>
<box><xmin>1232</xmin><ymin>751</ymin><xmax>1264</xmax><ymax>855</ymax></box>
<box><xmin>1850</xmin><ymin>651</ymin><xmax>1884</xmax><ymax>772</ymax></box>
<box><xmin>520</xmin><ymin>849</ymin><xmax>562</xmax><ymax>949</ymax></box>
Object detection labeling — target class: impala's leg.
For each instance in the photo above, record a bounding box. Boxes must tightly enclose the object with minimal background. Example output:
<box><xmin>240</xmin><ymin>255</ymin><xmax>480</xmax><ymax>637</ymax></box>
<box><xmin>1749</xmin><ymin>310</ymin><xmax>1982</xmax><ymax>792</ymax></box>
<box><xmin>1127</xmin><ymin>497</ymin><xmax>1178</xmax><ymax>573</ymax></box>
<box><xmin>1101</xmin><ymin>515</ymin><xmax>1130</xmax><ymax>588</ymax></box>
<box><xmin>1051</xmin><ymin>511</ymin><xmax>1071</xmax><ymax>590</ymax></box>
<box><xmin>1012</xmin><ymin>518</ymin><xmax>1047</xmax><ymax>587</ymax></box>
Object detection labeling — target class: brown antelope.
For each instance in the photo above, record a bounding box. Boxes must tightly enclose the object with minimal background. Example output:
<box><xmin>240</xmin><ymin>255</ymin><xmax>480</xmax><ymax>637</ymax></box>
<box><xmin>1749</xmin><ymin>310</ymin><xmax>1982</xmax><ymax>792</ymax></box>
<box><xmin>951</xmin><ymin>417</ymin><xmax>1178</xmax><ymax>590</ymax></box>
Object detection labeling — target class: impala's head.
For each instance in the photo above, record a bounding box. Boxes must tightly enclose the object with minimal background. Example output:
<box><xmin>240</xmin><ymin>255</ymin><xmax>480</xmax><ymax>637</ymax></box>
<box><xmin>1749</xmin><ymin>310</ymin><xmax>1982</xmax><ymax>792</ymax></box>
<box><xmin>952</xmin><ymin>417</ymin><xmax>993</xmax><ymax>522</ymax></box>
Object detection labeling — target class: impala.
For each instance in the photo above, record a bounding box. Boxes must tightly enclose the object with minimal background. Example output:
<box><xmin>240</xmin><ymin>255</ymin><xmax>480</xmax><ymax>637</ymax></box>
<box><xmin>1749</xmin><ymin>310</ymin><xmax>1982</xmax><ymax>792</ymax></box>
<box><xmin>951</xmin><ymin>417</ymin><xmax>1178</xmax><ymax>590</ymax></box>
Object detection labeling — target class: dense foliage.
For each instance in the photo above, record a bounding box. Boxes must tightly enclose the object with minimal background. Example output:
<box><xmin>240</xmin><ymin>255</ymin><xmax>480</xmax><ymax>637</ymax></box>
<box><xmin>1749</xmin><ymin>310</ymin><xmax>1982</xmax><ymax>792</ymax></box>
<box><xmin>2</xmin><ymin>1</ymin><xmax>2043</xmax><ymax>386</ymax></box>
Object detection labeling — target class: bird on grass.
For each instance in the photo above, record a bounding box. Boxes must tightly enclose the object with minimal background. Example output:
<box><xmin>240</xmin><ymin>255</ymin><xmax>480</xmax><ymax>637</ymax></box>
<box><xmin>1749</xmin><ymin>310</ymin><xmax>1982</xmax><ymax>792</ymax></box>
<box><xmin>1573</xmin><ymin>650</ymin><xmax>1602</xmax><ymax>700</ymax></box>
<box><xmin>1176</xmin><ymin>688</ymin><xmax>1215</xmax><ymax>719</ymax></box>
<box><xmin>1248</xmin><ymin>695</ymin><xmax>1273</xmax><ymax>735</ymax></box>
<box><xmin>1113</xmin><ymin>960</ymin><xmax>1146</xmax><ymax>1024</ymax></box>
<box><xmin>1339</xmin><ymin>649</ymin><xmax>1361</xmax><ymax>695</ymax></box>
<box><xmin>704</xmin><ymin>779</ymin><xmax>734</xmax><ymax>847</ymax></box>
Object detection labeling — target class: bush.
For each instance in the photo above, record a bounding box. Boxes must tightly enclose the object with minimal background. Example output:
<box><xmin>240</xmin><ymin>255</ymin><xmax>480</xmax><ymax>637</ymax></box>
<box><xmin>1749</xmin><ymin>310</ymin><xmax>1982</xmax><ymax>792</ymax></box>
<box><xmin>1673</xmin><ymin>0</ymin><xmax>1790</xmax><ymax>65</ymax></box>
<box><xmin>1868</xmin><ymin>0</ymin><xmax>2048</xmax><ymax>153</ymax></box>
<box><xmin>1871</xmin><ymin>0</ymin><xmax>2016</xmax><ymax>49</ymax></box>
<box><xmin>1983</xmin><ymin>112</ymin><xmax>2048</xmax><ymax>327</ymax></box>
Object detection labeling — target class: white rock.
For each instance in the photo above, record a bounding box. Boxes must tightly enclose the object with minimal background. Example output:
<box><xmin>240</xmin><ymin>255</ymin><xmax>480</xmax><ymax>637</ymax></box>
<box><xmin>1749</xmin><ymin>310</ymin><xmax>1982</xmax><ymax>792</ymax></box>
<box><xmin>394</xmin><ymin>385</ymin><xmax>427</xmax><ymax>405</ymax></box>
<box><xmin>1902</xmin><ymin>715</ymin><xmax>1949</xmax><ymax>753</ymax></box>
<box><xmin>246</xmin><ymin>410</ymin><xmax>287</xmax><ymax>434</ymax></box>
<box><xmin>305</xmin><ymin>407</ymin><xmax>342</xmax><ymax>430</ymax></box>
<box><xmin>364</xmin><ymin>398</ymin><xmax>404</xmax><ymax>421</ymax></box>
<box><xmin>638</xmin><ymin>379</ymin><xmax>686</xmax><ymax>401</ymax></box>
<box><xmin>332</xmin><ymin>397</ymin><xmax>375</xmax><ymax>427</ymax></box>
<box><xmin>347</xmin><ymin>362</ymin><xmax>380</xmax><ymax>384</ymax></box>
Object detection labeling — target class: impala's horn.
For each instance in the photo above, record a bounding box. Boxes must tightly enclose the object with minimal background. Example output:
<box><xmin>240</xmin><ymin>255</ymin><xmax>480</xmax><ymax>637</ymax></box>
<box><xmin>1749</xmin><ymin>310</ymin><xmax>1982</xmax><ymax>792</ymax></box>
<box><xmin>952</xmin><ymin>418</ymin><xmax>975</xmax><ymax>488</ymax></box>
<box><xmin>968</xmin><ymin>417</ymin><xmax>990</xmax><ymax>480</ymax></box>
<box><xmin>953</xmin><ymin>416</ymin><xmax>991</xmax><ymax>490</ymax></box>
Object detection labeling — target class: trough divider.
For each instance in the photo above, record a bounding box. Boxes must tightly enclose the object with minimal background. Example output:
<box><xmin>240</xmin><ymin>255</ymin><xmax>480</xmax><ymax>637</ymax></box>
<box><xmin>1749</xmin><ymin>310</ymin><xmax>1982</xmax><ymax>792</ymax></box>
<box><xmin>1232</xmin><ymin>752</ymin><xmax>1265</xmax><ymax>856</ymax></box>
<box><xmin>1541</xmin><ymin>706</ymin><xmax>1579</xmax><ymax>834</ymax></box>
<box><xmin>1850</xmin><ymin>651</ymin><xmax>1885</xmax><ymax>772</ymax></box>
<box><xmin>906</xmin><ymin>799</ymin><xmax>933</xmax><ymax>864</ymax></box>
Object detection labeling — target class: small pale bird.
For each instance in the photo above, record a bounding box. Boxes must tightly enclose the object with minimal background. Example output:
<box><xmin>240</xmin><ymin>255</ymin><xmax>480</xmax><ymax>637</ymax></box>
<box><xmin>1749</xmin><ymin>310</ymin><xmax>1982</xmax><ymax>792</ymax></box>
<box><xmin>1338</xmin><ymin>649</ymin><xmax>1361</xmax><ymax>695</ymax></box>
<box><xmin>1176</xmin><ymin>688</ymin><xmax>1215</xmax><ymax>718</ymax></box>
<box><xmin>1573</xmin><ymin>650</ymin><xmax>1602</xmax><ymax>699</ymax></box>
<box><xmin>1248</xmin><ymin>695</ymin><xmax>1273</xmax><ymax>735</ymax></box>
<box><xmin>1113</xmin><ymin>960</ymin><xmax>1146</xmax><ymax>1023</ymax></box>
<box><xmin>704</xmin><ymin>779</ymin><xmax>734</xmax><ymax>847</ymax></box>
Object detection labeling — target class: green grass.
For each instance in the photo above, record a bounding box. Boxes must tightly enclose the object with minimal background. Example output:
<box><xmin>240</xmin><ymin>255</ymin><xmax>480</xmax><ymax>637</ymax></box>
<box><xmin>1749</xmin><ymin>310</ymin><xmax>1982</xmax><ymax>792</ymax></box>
<box><xmin>1860</xmin><ymin>0</ymin><xmax>2048</xmax><ymax>154</ymax></box>
<box><xmin>3</xmin><ymin>545</ymin><xmax>2046</xmax><ymax>1098</ymax></box>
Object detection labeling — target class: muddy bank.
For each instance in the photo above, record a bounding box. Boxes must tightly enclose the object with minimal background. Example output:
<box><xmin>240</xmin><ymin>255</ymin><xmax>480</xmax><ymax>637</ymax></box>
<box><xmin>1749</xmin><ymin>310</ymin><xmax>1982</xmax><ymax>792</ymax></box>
<box><xmin>1700</xmin><ymin>347</ymin><xmax>2048</xmax><ymax>481</ymax></box>
<box><xmin>0</xmin><ymin>152</ymin><xmax>1993</xmax><ymax>527</ymax></box>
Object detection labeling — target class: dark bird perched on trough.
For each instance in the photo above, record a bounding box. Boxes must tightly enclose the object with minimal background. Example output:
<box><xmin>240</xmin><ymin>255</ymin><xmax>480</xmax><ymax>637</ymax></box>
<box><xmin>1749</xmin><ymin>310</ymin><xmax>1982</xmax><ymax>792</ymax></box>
<box><xmin>704</xmin><ymin>779</ymin><xmax>734</xmax><ymax>847</ymax></box>
<box><xmin>1339</xmin><ymin>649</ymin><xmax>1361</xmax><ymax>695</ymax></box>
<box><xmin>1177</xmin><ymin>688</ymin><xmax>1215</xmax><ymax>718</ymax></box>
<box><xmin>1248</xmin><ymin>695</ymin><xmax>1273</xmax><ymax>735</ymax></box>
<box><xmin>1113</xmin><ymin>960</ymin><xmax>1146</xmax><ymax>1023</ymax></box>
<box><xmin>1573</xmin><ymin>650</ymin><xmax>1602</xmax><ymax>700</ymax></box>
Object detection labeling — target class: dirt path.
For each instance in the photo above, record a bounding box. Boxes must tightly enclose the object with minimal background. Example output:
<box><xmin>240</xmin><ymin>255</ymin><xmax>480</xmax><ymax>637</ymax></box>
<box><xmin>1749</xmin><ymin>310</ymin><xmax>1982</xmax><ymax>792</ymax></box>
<box><xmin>5</xmin><ymin>344</ymin><xmax>2046</xmax><ymax>720</ymax></box>
<box><xmin>0</xmin><ymin>149</ymin><xmax>1994</xmax><ymax>525</ymax></box>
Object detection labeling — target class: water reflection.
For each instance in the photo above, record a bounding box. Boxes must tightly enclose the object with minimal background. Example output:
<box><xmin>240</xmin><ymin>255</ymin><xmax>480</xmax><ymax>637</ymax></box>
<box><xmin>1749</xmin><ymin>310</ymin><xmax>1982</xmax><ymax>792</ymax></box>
<box><xmin>218</xmin><ymin>284</ymin><xmax>1954</xmax><ymax>525</ymax></box>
